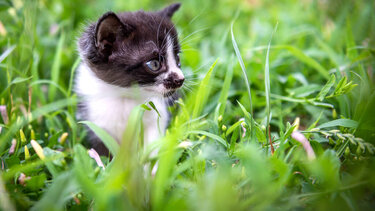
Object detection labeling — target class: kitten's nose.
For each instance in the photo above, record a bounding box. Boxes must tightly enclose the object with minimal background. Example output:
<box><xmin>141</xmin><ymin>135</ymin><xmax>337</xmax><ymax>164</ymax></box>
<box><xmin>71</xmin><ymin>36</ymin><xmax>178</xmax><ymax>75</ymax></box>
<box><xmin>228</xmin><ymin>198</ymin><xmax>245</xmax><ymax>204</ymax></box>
<box><xmin>174</xmin><ymin>78</ymin><xmax>184</xmax><ymax>87</ymax></box>
<box><xmin>163</xmin><ymin>74</ymin><xmax>185</xmax><ymax>89</ymax></box>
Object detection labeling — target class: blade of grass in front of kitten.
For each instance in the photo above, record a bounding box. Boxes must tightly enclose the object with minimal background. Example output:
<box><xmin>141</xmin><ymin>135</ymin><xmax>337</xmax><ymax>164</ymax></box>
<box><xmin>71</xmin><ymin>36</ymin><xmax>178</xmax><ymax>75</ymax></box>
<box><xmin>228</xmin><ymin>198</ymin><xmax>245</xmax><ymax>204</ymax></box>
<box><xmin>31</xmin><ymin>171</ymin><xmax>79</xmax><ymax>211</ymax></box>
<box><xmin>0</xmin><ymin>177</ymin><xmax>16</xmax><ymax>211</ymax></box>
<box><xmin>79</xmin><ymin>121</ymin><xmax>119</xmax><ymax>156</ymax></box>
<box><xmin>72</xmin><ymin>144</ymin><xmax>98</xmax><ymax>198</ymax></box>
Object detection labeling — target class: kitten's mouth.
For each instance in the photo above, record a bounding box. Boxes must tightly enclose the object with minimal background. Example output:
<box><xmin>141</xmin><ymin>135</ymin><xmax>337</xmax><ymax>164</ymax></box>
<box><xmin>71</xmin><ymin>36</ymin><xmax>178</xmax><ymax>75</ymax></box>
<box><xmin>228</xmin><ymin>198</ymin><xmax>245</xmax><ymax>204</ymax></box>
<box><xmin>163</xmin><ymin>90</ymin><xmax>176</xmax><ymax>97</ymax></box>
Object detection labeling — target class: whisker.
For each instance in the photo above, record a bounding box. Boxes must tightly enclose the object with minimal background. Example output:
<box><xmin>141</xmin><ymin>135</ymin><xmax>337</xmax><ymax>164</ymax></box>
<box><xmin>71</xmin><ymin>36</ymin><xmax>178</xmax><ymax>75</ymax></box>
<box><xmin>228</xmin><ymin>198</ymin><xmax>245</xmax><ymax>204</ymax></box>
<box><xmin>160</xmin><ymin>24</ymin><xmax>177</xmax><ymax>52</ymax></box>
<box><xmin>179</xmin><ymin>27</ymin><xmax>210</xmax><ymax>44</ymax></box>
<box><xmin>156</xmin><ymin>15</ymin><xmax>167</xmax><ymax>50</ymax></box>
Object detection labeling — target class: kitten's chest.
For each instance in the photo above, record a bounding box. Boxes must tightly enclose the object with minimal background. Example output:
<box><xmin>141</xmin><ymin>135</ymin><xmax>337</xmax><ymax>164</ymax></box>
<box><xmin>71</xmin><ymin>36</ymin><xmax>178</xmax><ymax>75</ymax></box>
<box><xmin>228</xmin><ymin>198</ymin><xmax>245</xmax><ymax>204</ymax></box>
<box><xmin>87</xmin><ymin>97</ymin><xmax>137</xmax><ymax>141</ymax></box>
<box><xmin>86</xmin><ymin>96</ymin><xmax>167</xmax><ymax>142</ymax></box>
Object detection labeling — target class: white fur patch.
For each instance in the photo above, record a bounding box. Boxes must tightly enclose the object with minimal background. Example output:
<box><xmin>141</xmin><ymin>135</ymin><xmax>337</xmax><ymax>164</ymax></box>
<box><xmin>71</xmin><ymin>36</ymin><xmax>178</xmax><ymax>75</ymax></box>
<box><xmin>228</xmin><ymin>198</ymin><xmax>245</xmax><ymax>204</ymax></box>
<box><xmin>166</xmin><ymin>35</ymin><xmax>184</xmax><ymax>80</ymax></box>
<box><xmin>75</xmin><ymin>63</ymin><xmax>169</xmax><ymax>145</ymax></box>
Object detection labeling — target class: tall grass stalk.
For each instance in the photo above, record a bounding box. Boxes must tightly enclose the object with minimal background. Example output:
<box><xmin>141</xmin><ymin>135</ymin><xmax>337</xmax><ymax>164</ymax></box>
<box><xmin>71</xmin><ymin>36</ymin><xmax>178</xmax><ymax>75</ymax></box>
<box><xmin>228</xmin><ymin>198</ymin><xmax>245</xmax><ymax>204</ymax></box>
<box><xmin>264</xmin><ymin>23</ymin><xmax>278</xmax><ymax>148</ymax></box>
<box><xmin>231</xmin><ymin>22</ymin><xmax>255</xmax><ymax>140</ymax></box>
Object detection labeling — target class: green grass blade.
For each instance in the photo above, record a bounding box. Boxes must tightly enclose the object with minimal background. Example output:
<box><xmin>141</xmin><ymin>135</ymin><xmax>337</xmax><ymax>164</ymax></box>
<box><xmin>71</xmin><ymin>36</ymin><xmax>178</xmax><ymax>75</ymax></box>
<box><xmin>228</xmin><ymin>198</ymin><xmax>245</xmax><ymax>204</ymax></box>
<box><xmin>316</xmin><ymin>74</ymin><xmax>336</xmax><ymax>101</ymax></box>
<box><xmin>226</xmin><ymin>119</ymin><xmax>244</xmax><ymax>136</ymax></box>
<box><xmin>192</xmin><ymin>59</ymin><xmax>218</xmax><ymax>119</ymax></box>
<box><xmin>265</xmin><ymin>23</ymin><xmax>278</xmax><ymax>142</ymax></box>
<box><xmin>48</xmin><ymin>33</ymin><xmax>65</xmax><ymax>101</ymax></box>
<box><xmin>79</xmin><ymin>121</ymin><xmax>119</xmax><ymax>156</ymax></box>
<box><xmin>231</xmin><ymin>22</ymin><xmax>255</xmax><ymax>140</ymax></box>
<box><xmin>276</xmin><ymin>45</ymin><xmax>330</xmax><ymax>79</ymax></box>
<box><xmin>30</xmin><ymin>171</ymin><xmax>79</xmax><ymax>211</ymax></box>
<box><xmin>30</xmin><ymin>80</ymin><xmax>69</xmax><ymax>97</ymax></box>
<box><xmin>68</xmin><ymin>58</ymin><xmax>80</xmax><ymax>97</ymax></box>
<box><xmin>231</xmin><ymin>22</ymin><xmax>253</xmax><ymax>114</ymax></box>
<box><xmin>0</xmin><ymin>76</ymin><xmax>32</xmax><ymax>97</ymax></box>
<box><xmin>0</xmin><ymin>45</ymin><xmax>16</xmax><ymax>64</ymax></box>
<box><xmin>73</xmin><ymin>144</ymin><xmax>98</xmax><ymax>198</ymax></box>
<box><xmin>218</xmin><ymin>56</ymin><xmax>234</xmax><ymax>115</ymax></box>
<box><xmin>187</xmin><ymin>130</ymin><xmax>227</xmax><ymax>148</ymax></box>
<box><xmin>0</xmin><ymin>176</ymin><xmax>16</xmax><ymax>211</ymax></box>
<box><xmin>317</xmin><ymin>119</ymin><xmax>358</xmax><ymax>129</ymax></box>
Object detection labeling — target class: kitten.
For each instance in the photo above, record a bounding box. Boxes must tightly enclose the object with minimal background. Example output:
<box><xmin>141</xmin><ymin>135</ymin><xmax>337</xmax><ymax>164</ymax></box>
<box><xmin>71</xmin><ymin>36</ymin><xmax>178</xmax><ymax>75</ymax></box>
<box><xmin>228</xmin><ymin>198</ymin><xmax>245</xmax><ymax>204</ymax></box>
<box><xmin>75</xmin><ymin>3</ymin><xmax>184</xmax><ymax>155</ymax></box>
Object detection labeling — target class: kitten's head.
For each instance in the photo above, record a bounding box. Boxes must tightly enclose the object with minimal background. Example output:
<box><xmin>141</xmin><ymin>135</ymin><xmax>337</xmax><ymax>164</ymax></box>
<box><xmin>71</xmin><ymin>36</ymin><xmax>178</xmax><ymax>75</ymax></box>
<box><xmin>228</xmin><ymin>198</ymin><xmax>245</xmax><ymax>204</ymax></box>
<box><xmin>78</xmin><ymin>3</ymin><xmax>184</xmax><ymax>97</ymax></box>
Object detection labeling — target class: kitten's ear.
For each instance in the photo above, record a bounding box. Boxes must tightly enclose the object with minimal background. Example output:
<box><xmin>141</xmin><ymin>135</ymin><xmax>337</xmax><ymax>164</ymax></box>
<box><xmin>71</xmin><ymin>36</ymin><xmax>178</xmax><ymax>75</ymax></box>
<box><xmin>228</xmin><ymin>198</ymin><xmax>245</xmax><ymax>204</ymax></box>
<box><xmin>94</xmin><ymin>12</ymin><xmax>134</xmax><ymax>58</ymax></box>
<box><xmin>160</xmin><ymin>3</ymin><xmax>181</xmax><ymax>18</ymax></box>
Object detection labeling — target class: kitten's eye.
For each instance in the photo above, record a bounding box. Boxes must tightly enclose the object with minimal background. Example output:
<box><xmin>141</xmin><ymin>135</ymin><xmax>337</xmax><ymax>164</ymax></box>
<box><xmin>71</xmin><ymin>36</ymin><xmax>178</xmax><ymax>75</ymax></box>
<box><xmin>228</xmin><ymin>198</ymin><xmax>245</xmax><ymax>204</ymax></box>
<box><xmin>145</xmin><ymin>59</ymin><xmax>161</xmax><ymax>72</ymax></box>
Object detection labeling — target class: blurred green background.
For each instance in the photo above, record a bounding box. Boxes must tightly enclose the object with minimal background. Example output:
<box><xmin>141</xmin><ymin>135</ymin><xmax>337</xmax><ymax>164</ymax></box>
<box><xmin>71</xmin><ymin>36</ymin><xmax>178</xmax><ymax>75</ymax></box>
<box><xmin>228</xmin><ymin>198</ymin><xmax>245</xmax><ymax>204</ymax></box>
<box><xmin>0</xmin><ymin>0</ymin><xmax>374</xmax><ymax>210</ymax></box>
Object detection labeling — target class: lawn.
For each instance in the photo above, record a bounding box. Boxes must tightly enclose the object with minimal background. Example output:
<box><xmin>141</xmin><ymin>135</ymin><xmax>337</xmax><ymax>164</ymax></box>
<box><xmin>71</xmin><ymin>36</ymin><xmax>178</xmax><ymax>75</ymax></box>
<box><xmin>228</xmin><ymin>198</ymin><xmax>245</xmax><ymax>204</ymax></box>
<box><xmin>0</xmin><ymin>0</ymin><xmax>375</xmax><ymax>210</ymax></box>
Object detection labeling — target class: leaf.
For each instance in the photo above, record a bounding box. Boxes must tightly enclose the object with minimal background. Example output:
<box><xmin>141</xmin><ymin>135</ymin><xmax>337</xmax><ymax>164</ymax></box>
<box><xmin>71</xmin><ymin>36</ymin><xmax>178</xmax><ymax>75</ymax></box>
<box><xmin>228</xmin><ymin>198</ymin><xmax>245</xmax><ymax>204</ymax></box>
<box><xmin>192</xmin><ymin>59</ymin><xmax>218</xmax><ymax>119</ymax></box>
<box><xmin>237</xmin><ymin>101</ymin><xmax>252</xmax><ymax>121</ymax></box>
<box><xmin>255</xmin><ymin>125</ymin><xmax>267</xmax><ymax>143</ymax></box>
<box><xmin>49</xmin><ymin>33</ymin><xmax>65</xmax><ymax>101</ymax></box>
<box><xmin>43</xmin><ymin>147</ymin><xmax>65</xmax><ymax>167</ymax></box>
<box><xmin>187</xmin><ymin>130</ymin><xmax>227</xmax><ymax>148</ymax></box>
<box><xmin>316</xmin><ymin>74</ymin><xmax>336</xmax><ymax>101</ymax></box>
<box><xmin>333</xmin><ymin>76</ymin><xmax>347</xmax><ymax>95</ymax></box>
<box><xmin>317</xmin><ymin>119</ymin><xmax>358</xmax><ymax>129</ymax></box>
<box><xmin>25</xmin><ymin>174</ymin><xmax>47</xmax><ymax>191</ymax></box>
<box><xmin>73</xmin><ymin>144</ymin><xmax>97</xmax><ymax>197</ymax></box>
<box><xmin>283</xmin><ymin>122</ymin><xmax>297</xmax><ymax>140</ymax></box>
<box><xmin>264</xmin><ymin>23</ymin><xmax>277</xmax><ymax>142</ymax></box>
<box><xmin>67</xmin><ymin>58</ymin><xmax>81</xmax><ymax>96</ymax></box>
<box><xmin>232</xmin><ymin>22</ymin><xmax>256</xmax><ymax>141</ymax></box>
<box><xmin>307</xmin><ymin>111</ymin><xmax>323</xmax><ymax>130</ymax></box>
<box><xmin>231</xmin><ymin>22</ymin><xmax>253</xmax><ymax>116</ymax></box>
<box><xmin>30</xmin><ymin>80</ymin><xmax>68</xmax><ymax>97</ymax></box>
<box><xmin>226</xmin><ymin>119</ymin><xmax>244</xmax><ymax>136</ymax></box>
<box><xmin>79</xmin><ymin>121</ymin><xmax>119</xmax><ymax>156</ymax></box>
<box><xmin>218</xmin><ymin>56</ymin><xmax>234</xmax><ymax>115</ymax></box>
<box><xmin>214</xmin><ymin>103</ymin><xmax>221</xmax><ymax>125</ymax></box>
<box><xmin>341</xmin><ymin>81</ymin><xmax>358</xmax><ymax>94</ymax></box>
<box><xmin>31</xmin><ymin>171</ymin><xmax>79</xmax><ymax>211</ymax></box>
<box><xmin>0</xmin><ymin>76</ymin><xmax>33</xmax><ymax>97</ymax></box>
<box><xmin>141</xmin><ymin>104</ymin><xmax>152</xmax><ymax>111</ymax></box>
<box><xmin>345</xmin><ymin>19</ymin><xmax>357</xmax><ymax>61</ymax></box>
<box><xmin>148</xmin><ymin>101</ymin><xmax>161</xmax><ymax>117</ymax></box>
<box><xmin>287</xmin><ymin>84</ymin><xmax>321</xmax><ymax>98</ymax></box>
<box><xmin>0</xmin><ymin>45</ymin><xmax>15</xmax><ymax>63</ymax></box>
<box><xmin>276</xmin><ymin>45</ymin><xmax>330</xmax><ymax>79</ymax></box>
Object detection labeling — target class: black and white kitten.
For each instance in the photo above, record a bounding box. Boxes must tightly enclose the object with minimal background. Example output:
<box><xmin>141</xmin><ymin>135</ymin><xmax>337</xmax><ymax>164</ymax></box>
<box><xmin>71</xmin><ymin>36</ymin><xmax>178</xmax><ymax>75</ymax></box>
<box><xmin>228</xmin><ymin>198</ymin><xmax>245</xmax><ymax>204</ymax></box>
<box><xmin>75</xmin><ymin>3</ymin><xmax>184</xmax><ymax>155</ymax></box>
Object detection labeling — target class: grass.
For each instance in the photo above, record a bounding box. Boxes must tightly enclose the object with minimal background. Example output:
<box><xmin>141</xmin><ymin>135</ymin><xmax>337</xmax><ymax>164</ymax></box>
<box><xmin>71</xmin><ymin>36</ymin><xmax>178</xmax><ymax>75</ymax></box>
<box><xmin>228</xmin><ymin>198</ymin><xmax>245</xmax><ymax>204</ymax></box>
<box><xmin>1</xmin><ymin>0</ymin><xmax>375</xmax><ymax>210</ymax></box>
